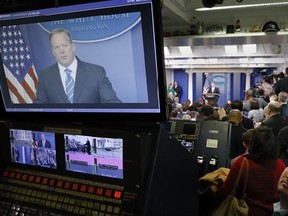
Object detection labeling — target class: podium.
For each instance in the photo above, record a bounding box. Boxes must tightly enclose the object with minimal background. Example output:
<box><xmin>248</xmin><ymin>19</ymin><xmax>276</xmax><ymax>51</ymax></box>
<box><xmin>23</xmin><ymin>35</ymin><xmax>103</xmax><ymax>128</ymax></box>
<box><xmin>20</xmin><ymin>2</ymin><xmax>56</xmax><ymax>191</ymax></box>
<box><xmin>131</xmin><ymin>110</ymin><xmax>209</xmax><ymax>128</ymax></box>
<box><xmin>202</xmin><ymin>93</ymin><xmax>220</xmax><ymax>106</ymax></box>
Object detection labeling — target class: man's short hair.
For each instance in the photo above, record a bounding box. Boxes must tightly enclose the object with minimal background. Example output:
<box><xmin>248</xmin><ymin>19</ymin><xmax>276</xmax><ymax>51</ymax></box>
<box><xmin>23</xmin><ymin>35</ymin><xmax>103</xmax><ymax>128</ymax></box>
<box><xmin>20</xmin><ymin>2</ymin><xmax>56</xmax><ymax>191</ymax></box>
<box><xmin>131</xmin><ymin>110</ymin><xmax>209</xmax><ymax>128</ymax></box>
<box><xmin>200</xmin><ymin>105</ymin><xmax>214</xmax><ymax>117</ymax></box>
<box><xmin>231</xmin><ymin>100</ymin><xmax>243</xmax><ymax>111</ymax></box>
<box><xmin>242</xmin><ymin>129</ymin><xmax>254</xmax><ymax>146</ymax></box>
<box><xmin>268</xmin><ymin>101</ymin><xmax>281</xmax><ymax>113</ymax></box>
<box><xmin>49</xmin><ymin>28</ymin><xmax>73</xmax><ymax>44</ymax></box>
<box><xmin>245</xmin><ymin>88</ymin><xmax>255</xmax><ymax>97</ymax></box>
<box><xmin>250</xmin><ymin>98</ymin><xmax>260</xmax><ymax>110</ymax></box>
<box><xmin>278</xmin><ymin>91</ymin><xmax>288</xmax><ymax>103</ymax></box>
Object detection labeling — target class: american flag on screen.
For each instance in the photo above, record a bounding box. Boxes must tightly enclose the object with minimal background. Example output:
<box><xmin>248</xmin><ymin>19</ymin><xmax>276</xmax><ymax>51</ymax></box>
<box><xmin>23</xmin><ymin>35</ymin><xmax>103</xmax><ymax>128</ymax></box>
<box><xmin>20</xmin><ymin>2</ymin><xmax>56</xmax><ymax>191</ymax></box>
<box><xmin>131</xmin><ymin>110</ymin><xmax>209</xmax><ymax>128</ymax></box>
<box><xmin>0</xmin><ymin>25</ymin><xmax>38</xmax><ymax>103</ymax></box>
<box><xmin>202</xmin><ymin>73</ymin><xmax>210</xmax><ymax>94</ymax></box>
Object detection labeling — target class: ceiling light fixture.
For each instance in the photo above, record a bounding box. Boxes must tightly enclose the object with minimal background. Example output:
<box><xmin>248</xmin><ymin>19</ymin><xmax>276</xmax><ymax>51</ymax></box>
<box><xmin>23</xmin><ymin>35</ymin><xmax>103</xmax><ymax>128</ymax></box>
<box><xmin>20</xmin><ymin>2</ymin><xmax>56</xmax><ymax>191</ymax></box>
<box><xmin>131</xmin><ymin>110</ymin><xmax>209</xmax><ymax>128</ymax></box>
<box><xmin>178</xmin><ymin>46</ymin><xmax>193</xmax><ymax>55</ymax></box>
<box><xmin>196</xmin><ymin>2</ymin><xmax>288</xmax><ymax>11</ymax></box>
<box><xmin>164</xmin><ymin>47</ymin><xmax>170</xmax><ymax>56</ymax></box>
<box><xmin>225</xmin><ymin>45</ymin><xmax>238</xmax><ymax>54</ymax></box>
<box><xmin>243</xmin><ymin>44</ymin><xmax>257</xmax><ymax>54</ymax></box>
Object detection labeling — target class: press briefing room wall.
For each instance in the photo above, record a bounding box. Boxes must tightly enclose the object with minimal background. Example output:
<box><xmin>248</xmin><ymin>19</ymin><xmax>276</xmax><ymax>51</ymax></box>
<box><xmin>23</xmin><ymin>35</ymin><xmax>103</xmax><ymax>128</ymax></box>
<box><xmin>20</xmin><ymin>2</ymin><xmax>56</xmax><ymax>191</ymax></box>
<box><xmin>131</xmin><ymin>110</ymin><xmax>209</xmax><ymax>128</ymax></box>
<box><xmin>0</xmin><ymin>0</ymin><xmax>199</xmax><ymax>215</ymax></box>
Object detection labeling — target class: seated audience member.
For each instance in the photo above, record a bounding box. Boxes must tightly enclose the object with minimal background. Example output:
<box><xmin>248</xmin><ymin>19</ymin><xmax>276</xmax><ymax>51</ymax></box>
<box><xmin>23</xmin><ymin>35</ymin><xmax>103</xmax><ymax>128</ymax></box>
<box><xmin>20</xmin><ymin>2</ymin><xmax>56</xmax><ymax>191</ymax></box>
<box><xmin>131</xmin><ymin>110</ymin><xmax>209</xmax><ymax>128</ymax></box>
<box><xmin>231</xmin><ymin>100</ymin><xmax>254</xmax><ymax>130</ymax></box>
<box><xmin>274</xmin><ymin>67</ymin><xmax>288</xmax><ymax>95</ymax></box>
<box><xmin>228</xmin><ymin>109</ymin><xmax>243</xmax><ymax>125</ymax></box>
<box><xmin>270</xmin><ymin>94</ymin><xmax>278</xmax><ymax>102</ymax></box>
<box><xmin>217</xmin><ymin>126</ymin><xmax>286</xmax><ymax>216</ymax></box>
<box><xmin>167</xmin><ymin>92</ymin><xmax>175</xmax><ymax>105</ymax></box>
<box><xmin>278</xmin><ymin>125</ymin><xmax>288</xmax><ymax>166</ymax></box>
<box><xmin>243</xmin><ymin>88</ymin><xmax>268</xmax><ymax>112</ymax></box>
<box><xmin>199</xmin><ymin>105</ymin><xmax>217</xmax><ymax>121</ymax></box>
<box><xmin>171</xmin><ymin>96</ymin><xmax>180</xmax><ymax>109</ymax></box>
<box><xmin>170</xmin><ymin>109</ymin><xmax>179</xmax><ymax>119</ymax></box>
<box><xmin>278</xmin><ymin>91</ymin><xmax>288</xmax><ymax>119</ymax></box>
<box><xmin>194</xmin><ymin>97</ymin><xmax>204</xmax><ymax>111</ymax></box>
<box><xmin>188</xmin><ymin>104</ymin><xmax>200</xmax><ymax>121</ymax></box>
<box><xmin>182</xmin><ymin>114</ymin><xmax>192</xmax><ymax>120</ymax></box>
<box><xmin>272</xmin><ymin>167</ymin><xmax>288</xmax><ymax>215</ymax></box>
<box><xmin>217</xmin><ymin>107</ymin><xmax>228</xmax><ymax>121</ymax></box>
<box><xmin>224</xmin><ymin>100</ymin><xmax>232</xmax><ymax>115</ymax></box>
<box><xmin>247</xmin><ymin>98</ymin><xmax>265</xmax><ymax>126</ymax></box>
<box><xmin>261</xmin><ymin>101</ymin><xmax>288</xmax><ymax>137</ymax></box>
<box><xmin>183</xmin><ymin>98</ymin><xmax>191</xmax><ymax>108</ymax></box>
<box><xmin>188</xmin><ymin>104</ymin><xmax>198</xmax><ymax>112</ymax></box>
<box><xmin>256</xmin><ymin>89</ymin><xmax>269</xmax><ymax>104</ymax></box>
<box><xmin>228</xmin><ymin>109</ymin><xmax>248</xmax><ymax>158</ymax></box>
<box><xmin>175</xmin><ymin>103</ymin><xmax>183</xmax><ymax>118</ymax></box>
<box><xmin>177</xmin><ymin>104</ymin><xmax>188</xmax><ymax>119</ymax></box>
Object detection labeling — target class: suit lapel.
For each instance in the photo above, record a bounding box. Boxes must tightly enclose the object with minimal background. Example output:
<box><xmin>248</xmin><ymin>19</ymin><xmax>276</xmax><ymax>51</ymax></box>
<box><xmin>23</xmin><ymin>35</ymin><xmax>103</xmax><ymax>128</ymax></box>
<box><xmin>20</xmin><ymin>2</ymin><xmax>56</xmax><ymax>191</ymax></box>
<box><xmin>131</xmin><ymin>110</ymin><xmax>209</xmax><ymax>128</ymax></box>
<box><xmin>51</xmin><ymin>64</ymin><xmax>70</xmax><ymax>102</ymax></box>
<box><xmin>73</xmin><ymin>60</ymin><xmax>88</xmax><ymax>103</ymax></box>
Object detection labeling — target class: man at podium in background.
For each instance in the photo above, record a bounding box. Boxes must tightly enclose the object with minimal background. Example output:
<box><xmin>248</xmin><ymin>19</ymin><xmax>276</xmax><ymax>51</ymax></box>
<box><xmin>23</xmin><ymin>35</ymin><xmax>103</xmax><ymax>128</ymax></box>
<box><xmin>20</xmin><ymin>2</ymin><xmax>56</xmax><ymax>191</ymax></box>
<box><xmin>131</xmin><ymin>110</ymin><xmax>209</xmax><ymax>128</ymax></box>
<box><xmin>207</xmin><ymin>82</ymin><xmax>220</xmax><ymax>106</ymax></box>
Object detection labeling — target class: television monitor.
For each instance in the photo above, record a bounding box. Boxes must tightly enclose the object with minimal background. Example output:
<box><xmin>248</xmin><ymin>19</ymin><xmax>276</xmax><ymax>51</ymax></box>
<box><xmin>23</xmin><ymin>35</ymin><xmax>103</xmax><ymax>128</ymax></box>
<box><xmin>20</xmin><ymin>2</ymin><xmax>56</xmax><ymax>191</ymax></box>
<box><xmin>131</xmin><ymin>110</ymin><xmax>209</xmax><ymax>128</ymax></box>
<box><xmin>182</xmin><ymin>122</ymin><xmax>197</xmax><ymax>136</ymax></box>
<box><xmin>174</xmin><ymin>120</ymin><xmax>200</xmax><ymax>140</ymax></box>
<box><xmin>0</xmin><ymin>0</ymin><xmax>167</xmax><ymax>123</ymax></box>
<box><xmin>10</xmin><ymin>129</ymin><xmax>57</xmax><ymax>169</ymax></box>
<box><xmin>64</xmin><ymin>133</ymin><xmax>123</xmax><ymax>179</ymax></box>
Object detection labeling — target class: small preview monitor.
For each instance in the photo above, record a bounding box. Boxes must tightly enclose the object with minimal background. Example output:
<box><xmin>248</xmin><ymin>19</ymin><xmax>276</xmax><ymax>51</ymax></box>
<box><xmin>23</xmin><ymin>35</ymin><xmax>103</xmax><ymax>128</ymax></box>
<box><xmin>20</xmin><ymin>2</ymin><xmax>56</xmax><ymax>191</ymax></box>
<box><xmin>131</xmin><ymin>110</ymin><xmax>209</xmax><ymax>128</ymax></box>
<box><xmin>182</xmin><ymin>122</ymin><xmax>197</xmax><ymax>136</ymax></box>
<box><xmin>64</xmin><ymin>134</ymin><xmax>123</xmax><ymax>179</ymax></box>
<box><xmin>10</xmin><ymin>129</ymin><xmax>57</xmax><ymax>169</ymax></box>
<box><xmin>174</xmin><ymin>120</ymin><xmax>199</xmax><ymax>140</ymax></box>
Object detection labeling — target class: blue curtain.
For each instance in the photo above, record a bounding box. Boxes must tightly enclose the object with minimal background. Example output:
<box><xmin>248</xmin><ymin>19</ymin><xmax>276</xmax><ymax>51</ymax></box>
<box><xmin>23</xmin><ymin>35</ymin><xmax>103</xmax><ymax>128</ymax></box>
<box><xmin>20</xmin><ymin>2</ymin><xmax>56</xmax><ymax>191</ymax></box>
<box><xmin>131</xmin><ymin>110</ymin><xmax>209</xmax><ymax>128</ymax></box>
<box><xmin>176</xmin><ymin>70</ymin><xmax>247</xmax><ymax>107</ymax></box>
<box><xmin>174</xmin><ymin>69</ymin><xmax>188</xmax><ymax>103</ymax></box>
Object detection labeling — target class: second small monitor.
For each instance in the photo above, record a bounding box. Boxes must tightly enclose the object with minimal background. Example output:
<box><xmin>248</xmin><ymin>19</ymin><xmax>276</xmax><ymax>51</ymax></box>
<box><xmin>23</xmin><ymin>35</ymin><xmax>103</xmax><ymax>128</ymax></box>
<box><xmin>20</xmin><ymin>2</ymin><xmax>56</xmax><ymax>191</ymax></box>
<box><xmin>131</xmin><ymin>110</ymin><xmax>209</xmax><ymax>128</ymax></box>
<box><xmin>64</xmin><ymin>134</ymin><xmax>123</xmax><ymax>179</ymax></box>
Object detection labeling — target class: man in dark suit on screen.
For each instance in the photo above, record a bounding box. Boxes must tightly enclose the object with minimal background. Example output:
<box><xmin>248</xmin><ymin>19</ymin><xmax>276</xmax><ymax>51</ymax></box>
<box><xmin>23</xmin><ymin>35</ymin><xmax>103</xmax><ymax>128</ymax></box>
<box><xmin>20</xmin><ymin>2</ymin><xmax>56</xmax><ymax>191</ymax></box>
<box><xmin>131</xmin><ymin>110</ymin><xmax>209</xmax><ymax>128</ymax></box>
<box><xmin>38</xmin><ymin>133</ymin><xmax>51</xmax><ymax>148</ymax></box>
<box><xmin>33</xmin><ymin>28</ymin><xmax>121</xmax><ymax>104</ymax></box>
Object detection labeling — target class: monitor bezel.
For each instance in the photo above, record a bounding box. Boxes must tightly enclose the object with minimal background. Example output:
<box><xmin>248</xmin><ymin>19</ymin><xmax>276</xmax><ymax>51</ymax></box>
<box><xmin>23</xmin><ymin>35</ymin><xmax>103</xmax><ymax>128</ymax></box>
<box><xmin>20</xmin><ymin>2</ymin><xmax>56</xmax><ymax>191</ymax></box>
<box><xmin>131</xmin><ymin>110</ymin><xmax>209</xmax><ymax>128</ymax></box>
<box><xmin>0</xmin><ymin>0</ymin><xmax>168</xmax><ymax>124</ymax></box>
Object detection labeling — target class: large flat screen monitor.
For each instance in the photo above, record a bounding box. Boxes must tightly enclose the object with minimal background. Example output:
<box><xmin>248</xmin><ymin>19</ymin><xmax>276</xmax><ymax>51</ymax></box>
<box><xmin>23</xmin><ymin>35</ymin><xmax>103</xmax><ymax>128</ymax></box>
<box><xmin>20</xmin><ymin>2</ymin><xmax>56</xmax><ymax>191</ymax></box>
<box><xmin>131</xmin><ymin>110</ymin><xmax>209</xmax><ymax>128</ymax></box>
<box><xmin>0</xmin><ymin>0</ymin><xmax>167</xmax><ymax>122</ymax></box>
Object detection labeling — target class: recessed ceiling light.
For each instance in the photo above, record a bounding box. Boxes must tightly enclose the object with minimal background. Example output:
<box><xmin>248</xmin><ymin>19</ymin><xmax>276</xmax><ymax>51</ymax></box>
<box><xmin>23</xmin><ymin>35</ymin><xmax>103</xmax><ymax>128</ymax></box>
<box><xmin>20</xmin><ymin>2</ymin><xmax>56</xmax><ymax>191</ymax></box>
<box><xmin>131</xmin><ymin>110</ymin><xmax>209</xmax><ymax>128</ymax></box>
<box><xmin>164</xmin><ymin>47</ymin><xmax>170</xmax><ymax>56</ymax></box>
<box><xmin>225</xmin><ymin>45</ymin><xmax>238</xmax><ymax>54</ymax></box>
<box><xmin>243</xmin><ymin>44</ymin><xmax>257</xmax><ymax>54</ymax></box>
<box><xmin>178</xmin><ymin>46</ymin><xmax>193</xmax><ymax>55</ymax></box>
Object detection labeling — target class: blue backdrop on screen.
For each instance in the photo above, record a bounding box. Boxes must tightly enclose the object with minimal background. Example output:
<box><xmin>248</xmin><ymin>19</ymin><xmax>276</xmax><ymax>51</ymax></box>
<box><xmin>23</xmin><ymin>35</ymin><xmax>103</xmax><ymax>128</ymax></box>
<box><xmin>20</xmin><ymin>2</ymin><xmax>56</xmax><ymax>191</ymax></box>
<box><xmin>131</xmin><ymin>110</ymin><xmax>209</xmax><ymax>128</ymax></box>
<box><xmin>39</xmin><ymin>13</ymin><xmax>141</xmax><ymax>41</ymax></box>
<box><xmin>18</xmin><ymin>12</ymin><xmax>147</xmax><ymax>103</ymax></box>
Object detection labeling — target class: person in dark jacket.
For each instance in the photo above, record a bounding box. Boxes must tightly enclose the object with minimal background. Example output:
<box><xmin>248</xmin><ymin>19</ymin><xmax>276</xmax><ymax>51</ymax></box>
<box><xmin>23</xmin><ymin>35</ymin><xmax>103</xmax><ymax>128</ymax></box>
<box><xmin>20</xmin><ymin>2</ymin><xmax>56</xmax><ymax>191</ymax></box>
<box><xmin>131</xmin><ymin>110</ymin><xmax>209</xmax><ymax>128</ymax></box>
<box><xmin>261</xmin><ymin>101</ymin><xmax>288</xmax><ymax>137</ymax></box>
<box><xmin>231</xmin><ymin>100</ymin><xmax>254</xmax><ymax>130</ymax></box>
<box><xmin>274</xmin><ymin>67</ymin><xmax>288</xmax><ymax>95</ymax></box>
